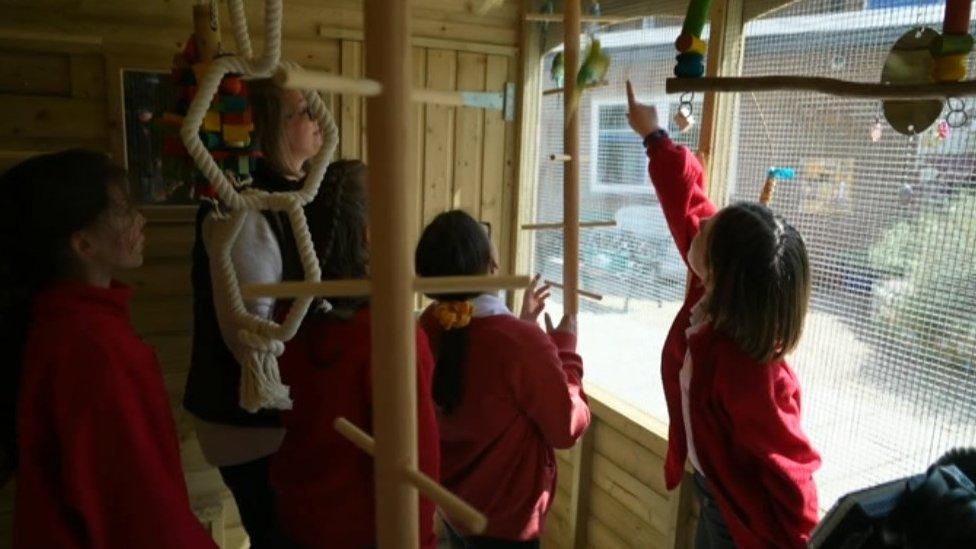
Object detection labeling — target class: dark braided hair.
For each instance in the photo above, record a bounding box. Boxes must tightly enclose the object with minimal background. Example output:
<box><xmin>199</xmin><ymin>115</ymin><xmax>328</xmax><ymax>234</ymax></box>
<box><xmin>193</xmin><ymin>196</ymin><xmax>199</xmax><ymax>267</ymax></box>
<box><xmin>415</xmin><ymin>210</ymin><xmax>494</xmax><ymax>414</ymax></box>
<box><xmin>305</xmin><ymin>159</ymin><xmax>369</xmax><ymax>315</ymax></box>
<box><xmin>0</xmin><ymin>150</ymin><xmax>128</xmax><ymax>486</ymax></box>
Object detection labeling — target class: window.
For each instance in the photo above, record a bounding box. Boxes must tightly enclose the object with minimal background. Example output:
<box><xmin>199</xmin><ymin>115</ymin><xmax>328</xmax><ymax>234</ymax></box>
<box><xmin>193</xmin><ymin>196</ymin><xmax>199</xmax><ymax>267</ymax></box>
<box><xmin>590</xmin><ymin>97</ymin><xmax>703</xmax><ymax>194</ymax></box>
<box><xmin>591</xmin><ymin>102</ymin><xmax>648</xmax><ymax>193</ymax></box>
<box><xmin>534</xmin><ymin>17</ymin><xmax>706</xmax><ymax>421</ymax></box>
<box><xmin>729</xmin><ymin>0</ymin><xmax>976</xmax><ymax>508</ymax></box>
<box><xmin>122</xmin><ymin>70</ymin><xmax>197</xmax><ymax>206</ymax></box>
<box><xmin>529</xmin><ymin>2</ymin><xmax>975</xmax><ymax>510</ymax></box>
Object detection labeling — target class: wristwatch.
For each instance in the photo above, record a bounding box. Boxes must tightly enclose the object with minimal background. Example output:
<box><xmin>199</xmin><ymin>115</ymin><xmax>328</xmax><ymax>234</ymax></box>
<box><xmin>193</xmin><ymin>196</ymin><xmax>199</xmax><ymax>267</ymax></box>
<box><xmin>643</xmin><ymin>129</ymin><xmax>668</xmax><ymax>147</ymax></box>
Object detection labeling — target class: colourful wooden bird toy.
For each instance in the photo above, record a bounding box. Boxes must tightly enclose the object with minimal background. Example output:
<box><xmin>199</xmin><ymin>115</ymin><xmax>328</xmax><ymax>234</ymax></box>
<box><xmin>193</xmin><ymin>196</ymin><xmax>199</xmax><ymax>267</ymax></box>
<box><xmin>159</xmin><ymin>2</ymin><xmax>261</xmax><ymax>206</ymax></box>
<box><xmin>674</xmin><ymin>0</ymin><xmax>711</xmax><ymax>78</ymax></box>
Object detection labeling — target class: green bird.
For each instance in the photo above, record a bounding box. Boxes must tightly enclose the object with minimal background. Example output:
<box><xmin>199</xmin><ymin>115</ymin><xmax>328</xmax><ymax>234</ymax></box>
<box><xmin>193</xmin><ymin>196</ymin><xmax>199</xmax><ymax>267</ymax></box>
<box><xmin>551</xmin><ymin>51</ymin><xmax>564</xmax><ymax>87</ymax></box>
<box><xmin>539</xmin><ymin>0</ymin><xmax>555</xmax><ymax>54</ymax></box>
<box><xmin>577</xmin><ymin>38</ymin><xmax>610</xmax><ymax>88</ymax></box>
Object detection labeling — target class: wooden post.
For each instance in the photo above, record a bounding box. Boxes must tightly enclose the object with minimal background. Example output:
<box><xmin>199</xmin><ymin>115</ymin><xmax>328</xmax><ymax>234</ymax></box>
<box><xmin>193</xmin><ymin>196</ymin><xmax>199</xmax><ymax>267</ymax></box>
<box><xmin>698</xmin><ymin>0</ymin><xmax>744</xmax><ymax>206</ymax></box>
<box><xmin>512</xmin><ymin>0</ymin><xmax>543</xmax><ymax>314</ymax></box>
<box><xmin>192</xmin><ymin>2</ymin><xmax>221</xmax><ymax>62</ymax></box>
<box><xmin>364</xmin><ymin>0</ymin><xmax>418</xmax><ymax>546</ymax></box>
<box><xmin>563</xmin><ymin>0</ymin><xmax>581</xmax><ymax>316</ymax></box>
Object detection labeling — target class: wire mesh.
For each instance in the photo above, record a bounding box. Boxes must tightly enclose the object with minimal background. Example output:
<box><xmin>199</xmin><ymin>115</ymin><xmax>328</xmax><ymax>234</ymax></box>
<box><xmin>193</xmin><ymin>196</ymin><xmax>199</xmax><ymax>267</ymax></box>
<box><xmin>535</xmin><ymin>16</ymin><xmax>706</xmax><ymax>421</ymax></box>
<box><xmin>531</xmin><ymin>1</ymin><xmax>976</xmax><ymax>509</ymax></box>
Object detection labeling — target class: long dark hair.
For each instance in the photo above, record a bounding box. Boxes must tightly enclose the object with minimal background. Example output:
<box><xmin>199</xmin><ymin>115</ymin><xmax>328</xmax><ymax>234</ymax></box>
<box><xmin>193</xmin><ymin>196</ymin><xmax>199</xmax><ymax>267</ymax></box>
<box><xmin>0</xmin><ymin>150</ymin><xmax>128</xmax><ymax>485</ymax></box>
<box><xmin>705</xmin><ymin>202</ymin><xmax>811</xmax><ymax>363</ymax></box>
<box><xmin>306</xmin><ymin>160</ymin><xmax>369</xmax><ymax>314</ymax></box>
<box><xmin>415</xmin><ymin>210</ymin><xmax>494</xmax><ymax>414</ymax></box>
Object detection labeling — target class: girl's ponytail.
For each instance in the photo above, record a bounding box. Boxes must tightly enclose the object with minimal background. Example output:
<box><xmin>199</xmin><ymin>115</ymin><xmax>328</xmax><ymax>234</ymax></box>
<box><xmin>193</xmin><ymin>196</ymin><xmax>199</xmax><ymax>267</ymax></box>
<box><xmin>415</xmin><ymin>210</ymin><xmax>493</xmax><ymax>415</ymax></box>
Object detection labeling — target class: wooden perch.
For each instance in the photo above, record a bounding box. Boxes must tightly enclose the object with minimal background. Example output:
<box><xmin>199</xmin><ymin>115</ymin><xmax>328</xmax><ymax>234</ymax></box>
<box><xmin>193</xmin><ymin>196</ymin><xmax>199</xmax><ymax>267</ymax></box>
<box><xmin>242</xmin><ymin>279</ymin><xmax>372</xmax><ymax>300</ymax></box>
<box><xmin>242</xmin><ymin>276</ymin><xmax>531</xmax><ymax>299</ymax></box>
<box><xmin>543</xmin><ymin>80</ymin><xmax>608</xmax><ymax>96</ymax></box>
<box><xmin>414</xmin><ymin>275</ymin><xmax>531</xmax><ymax>294</ymax></box>
<box><xmin>522</xmin><ymin>220</ymin><xmax>616</xmax><ymax>230</ymax></box>
<box><xmin>549</xmin><ymin>153</ymin><xmax>590</xmax><ymax>162</ymax></box>
<box><xmin>544</xmin><ymin>279</ymin><xmax>603</xmax><ymax>301</ymax></box>
<box><xmin>275</xmin><ymin>66</ymin><xmax>383</xmax><ymax>96</ymax></box>
<box><xmin>472</xmin><ymin>0</ymin><xmax>504</xmax><ymax>16</ymax></box>
<box><xmin>666</xmin><ymin>76</ymin><xmax>976</xmax><ymax>99</ymax></box>
<box><xmin>334</xmin><ymin>418</ymin><xmax>488</xmax><ymax>534</ymax></box>
<box><xmin>524</xmin><ymin>13</ymin><xmax>638</xmax><ymax>24</ymax></box>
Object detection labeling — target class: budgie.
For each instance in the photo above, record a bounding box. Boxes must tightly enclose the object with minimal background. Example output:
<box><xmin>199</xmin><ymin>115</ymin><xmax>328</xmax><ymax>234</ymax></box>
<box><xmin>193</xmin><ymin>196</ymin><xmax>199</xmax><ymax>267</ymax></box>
<box><xmin>539</xmin><ymin>0</ymin><xmax>555</xmax><ymax>54</ymax></box>
<box><xmin>577</xmin><ymin>38</ymin><xmax>609</xmax><ymax>88</ymax></box>
<box><xmin>551</xmin><ymin>51</ymin><xmax>564</xmax><ymax>87</ymax></box>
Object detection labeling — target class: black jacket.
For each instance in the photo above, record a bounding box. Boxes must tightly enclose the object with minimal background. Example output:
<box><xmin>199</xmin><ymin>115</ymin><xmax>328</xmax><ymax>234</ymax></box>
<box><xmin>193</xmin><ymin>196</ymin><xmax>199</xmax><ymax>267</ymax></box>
<box><xmin>183</xmin><ymin>164</ymin><xmax>305</xmax><ymax>426</ymax></box>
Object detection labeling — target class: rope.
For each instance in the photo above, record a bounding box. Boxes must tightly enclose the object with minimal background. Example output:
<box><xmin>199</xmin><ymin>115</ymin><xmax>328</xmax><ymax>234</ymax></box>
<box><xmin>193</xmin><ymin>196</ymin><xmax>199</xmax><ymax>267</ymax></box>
<box><xmin>181</xmin><ymin>0</ymin><xmax>340</xmax><ymax>412</ymax></box>
<box><xmin>227</xmin><ymin>0</ymin><xmax>253</xmax><ymax>60</ymax></box>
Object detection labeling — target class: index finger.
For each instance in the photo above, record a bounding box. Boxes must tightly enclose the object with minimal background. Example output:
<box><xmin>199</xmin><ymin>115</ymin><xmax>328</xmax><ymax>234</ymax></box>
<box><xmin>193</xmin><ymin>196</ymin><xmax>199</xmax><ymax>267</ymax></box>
<box><xmin>626</xmin><ymin>80</ymin><xmax>637</xmax><ymax>108</ymax></box>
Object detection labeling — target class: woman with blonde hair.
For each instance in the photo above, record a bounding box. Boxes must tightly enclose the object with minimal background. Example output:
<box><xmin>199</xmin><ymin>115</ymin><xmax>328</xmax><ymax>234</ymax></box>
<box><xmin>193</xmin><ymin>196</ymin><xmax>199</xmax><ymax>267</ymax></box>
<box><xmin>183</xmin><ymin>79</ymin><xmax>325</xmax><ymax>548</ymax></box>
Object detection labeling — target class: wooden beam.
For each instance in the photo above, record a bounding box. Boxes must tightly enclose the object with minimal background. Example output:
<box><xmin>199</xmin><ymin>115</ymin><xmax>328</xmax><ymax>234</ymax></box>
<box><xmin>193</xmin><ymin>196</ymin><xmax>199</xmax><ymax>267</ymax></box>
<box><xmin>364</xmin><ymin>0</ymin><xmax>418</xmax><ymax>545</ymax></box>
<box><xmin>667</xmin><ymin>76</ymin><xmax>976</xmax><ymax>99</ymax></box>
<box><xmin>512</xmin><ymin>0</ymin><xmax>544</xmax><ymax>314</ymax></box>
<box><xmin>567</xmin><ymin>429</ymin><xmax>595</xmax><ymax>549</ymax></box>
<box><xmin>543</xmin><ymin>80</ymin><xmax>608</xmax><ymax>95</ymax></box>
<box><xmin>472</xmin><ymin>0</ymin><xmax>505</xmax><ymax>16</ymax></box>
<box><xmin>316</xmin><ymin>25</ymin><xmax>518</xmax><ymax>57</ymax></box>
<box><xmin>241</xmin><ymin>279</ymin><xmax>372</xmax><ymax>300</ymax></box>
<box><xmin>521</xmin><ymin>220</ymin><xmax>615</xmax><ymax>230</ymax></box>
<box><xmin>524</xmin><ymin>13</ymin><xmax>639</xmax><ymax>24</ymax></box>
<box><xmin>274</xmin><ymin>66</ymin><xmax>383</xmax><ymax>96</ymax></box>
<box><xmin>562</xmin><ymin>0</ymin><xmax>581</xmax><ymax>318</ymax></box>
<box><xmin>334</xmin><ymin>418</ymin><xmax>488</xmax><ymax>534</ymax></box>
<box><xmin>544</xmin><ymin>280</ymin><xmax>603</xmax><ymax>302</ymax></box>
<box><xmin>698</xmin><ymin>0</ymin><xmax>744</xmax><ymax>208</ymax></box>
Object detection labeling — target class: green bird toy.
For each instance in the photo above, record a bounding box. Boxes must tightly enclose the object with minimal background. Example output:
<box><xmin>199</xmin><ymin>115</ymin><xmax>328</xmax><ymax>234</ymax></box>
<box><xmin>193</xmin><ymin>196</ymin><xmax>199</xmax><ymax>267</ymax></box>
<box><xmin>577</xmin><ymin>37</ymin><xmax>610</xmax><ymax>88</ymax></box>
<box><xmin>551</xmin><ymin>51</ymin><xmax>564</xmax><ymax>87</ymax></box>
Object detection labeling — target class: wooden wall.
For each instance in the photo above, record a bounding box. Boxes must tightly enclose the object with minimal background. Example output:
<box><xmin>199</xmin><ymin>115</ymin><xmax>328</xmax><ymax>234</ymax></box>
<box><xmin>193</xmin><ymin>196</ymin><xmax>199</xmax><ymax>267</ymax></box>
<box><xmin>0</xmin><ymin>1</ymin><xmax>520</xmax><ymax>547</ymax></box>
<box><xmin>542</xmin><ymin>387</ymin><xmax>700</xmax><ymax>549</ymax></box>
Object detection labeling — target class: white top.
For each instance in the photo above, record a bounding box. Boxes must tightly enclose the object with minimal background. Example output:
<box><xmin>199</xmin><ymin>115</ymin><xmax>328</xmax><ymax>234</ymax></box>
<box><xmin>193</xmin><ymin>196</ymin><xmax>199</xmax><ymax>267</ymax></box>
<box><xmin>680</xmin><ymin>297</ymin><xmax>709</xmax><ymax>476</ymax></box>
<box><xmin>194</xmin><ymin>211</ymin><xmax>286</xmax><ymax>467</ymax></box>
<box><xmin>471</xmin><ymin>293</ymin><xmax>515</xmax><ymax>318</ymax></box>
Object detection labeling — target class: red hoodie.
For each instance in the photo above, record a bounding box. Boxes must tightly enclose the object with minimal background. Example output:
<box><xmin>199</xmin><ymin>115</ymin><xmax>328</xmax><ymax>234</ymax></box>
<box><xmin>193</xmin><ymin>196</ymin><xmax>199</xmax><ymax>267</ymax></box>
<box><xmin>647</xmin><ymin>134</ymin><xmax>821</xmax><ymax>548</ymax></box>
<box><xmin>271</xmin><ymin>307</ymin><xmax>440</xmax><ymax>548</ymax></box>
<box><xmin>419</xmin><ymin>304</ymin><xmax>590</xmax><ymax>541</ymax></box>
<box><xmin>14</xmin><ymin>281</ymin><xmax>216</xmax><ymax>549</ymax></box>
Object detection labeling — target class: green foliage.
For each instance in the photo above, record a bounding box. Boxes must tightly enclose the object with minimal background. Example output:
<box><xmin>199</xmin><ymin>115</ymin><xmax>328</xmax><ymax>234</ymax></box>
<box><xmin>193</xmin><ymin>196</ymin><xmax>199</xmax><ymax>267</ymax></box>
<box><xmin>869</xmin><ymin>190</ymin><xmax>976</xmax><ymax>369</ymax></box>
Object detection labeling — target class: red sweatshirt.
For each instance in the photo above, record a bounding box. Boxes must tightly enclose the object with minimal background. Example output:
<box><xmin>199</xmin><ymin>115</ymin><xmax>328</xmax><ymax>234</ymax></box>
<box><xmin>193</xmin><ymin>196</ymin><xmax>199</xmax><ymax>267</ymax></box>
<box><xmin>14</xmin><ymin>281</ymin><xmax>216</xmax><ymax>549</ymax></box>
<box><xmin>647</xmin><ymin>134</ymin><xmax>821</xmax><ymax>548</ymax></box>
<box><xmin>419</xmin><ymin>308</ymin><xmax>590</xmax><ymax>541</ymax></box>
<box><xmin>271</xmin><ymin>307</ymin><xmax>439</xmax><ymax>549</ymax></box>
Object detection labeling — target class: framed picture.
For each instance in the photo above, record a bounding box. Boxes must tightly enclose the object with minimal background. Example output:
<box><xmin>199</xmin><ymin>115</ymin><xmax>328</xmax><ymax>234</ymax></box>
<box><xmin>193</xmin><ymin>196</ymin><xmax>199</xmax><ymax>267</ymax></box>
<box><xmin>122</xmin><ymin>69</ymin><xmax>198</xmax><ymax>206</ymax></box>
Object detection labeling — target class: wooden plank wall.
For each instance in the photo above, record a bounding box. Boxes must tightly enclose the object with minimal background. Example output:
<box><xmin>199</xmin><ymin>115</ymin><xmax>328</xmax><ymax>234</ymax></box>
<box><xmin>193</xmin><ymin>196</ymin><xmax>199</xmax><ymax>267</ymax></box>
<box><xmin>0</xmin><ymin>1</ymin><xmax>520</xmax><ymax>547</ymax></box>
<box><xmin>542</xmin><ymin>387</ymin><xmax>700</xmax><ymax>549</ymax></box>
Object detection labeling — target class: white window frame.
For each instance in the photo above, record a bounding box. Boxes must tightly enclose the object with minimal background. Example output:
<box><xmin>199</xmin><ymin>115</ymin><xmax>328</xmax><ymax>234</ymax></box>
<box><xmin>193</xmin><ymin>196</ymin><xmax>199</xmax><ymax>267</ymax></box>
<box><xmin>588</xmin><ymin>97</ymin><xmax>664</xmax><ymax>195</ymax></box>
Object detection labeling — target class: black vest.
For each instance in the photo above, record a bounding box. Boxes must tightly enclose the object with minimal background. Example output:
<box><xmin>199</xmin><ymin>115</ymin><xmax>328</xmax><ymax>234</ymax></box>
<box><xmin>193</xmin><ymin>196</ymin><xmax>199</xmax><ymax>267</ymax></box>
<box><xmin>183</xmin><ymin>165</ymin><xmax>305</xmax><ymax>426</ymax></box>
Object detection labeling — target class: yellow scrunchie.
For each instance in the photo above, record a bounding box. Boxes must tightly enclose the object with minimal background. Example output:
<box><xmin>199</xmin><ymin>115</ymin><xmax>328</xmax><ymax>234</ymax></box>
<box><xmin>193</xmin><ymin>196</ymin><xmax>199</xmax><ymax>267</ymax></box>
<box><xmin>433</xmin><ymin>301</ymin><xmax>474</xmax><ymax>331</ymax></box>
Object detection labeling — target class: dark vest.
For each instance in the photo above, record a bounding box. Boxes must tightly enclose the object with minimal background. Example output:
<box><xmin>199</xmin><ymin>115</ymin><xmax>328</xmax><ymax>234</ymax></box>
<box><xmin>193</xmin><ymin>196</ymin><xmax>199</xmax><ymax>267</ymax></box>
<box><xmin>183</xmin><ymin>165</ymin><xmax>305</xmax><ymax>426</ymax></box>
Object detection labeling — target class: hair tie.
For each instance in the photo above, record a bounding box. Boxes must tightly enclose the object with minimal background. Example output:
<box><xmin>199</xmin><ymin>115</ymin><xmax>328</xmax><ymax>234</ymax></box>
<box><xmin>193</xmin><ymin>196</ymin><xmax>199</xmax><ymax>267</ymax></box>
<box><xmin>433</xmin><ymin>301</ymin><xmax>474</xmax><ymax>331</ymax></box>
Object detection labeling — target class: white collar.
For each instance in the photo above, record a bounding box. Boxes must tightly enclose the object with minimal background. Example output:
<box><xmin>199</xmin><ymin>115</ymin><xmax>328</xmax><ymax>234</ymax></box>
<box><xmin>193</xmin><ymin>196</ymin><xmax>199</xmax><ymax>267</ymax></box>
<box><xmin>472</xmin><ymin>293</ymin><xmax>514</xmax><ymax>318</ymax></box>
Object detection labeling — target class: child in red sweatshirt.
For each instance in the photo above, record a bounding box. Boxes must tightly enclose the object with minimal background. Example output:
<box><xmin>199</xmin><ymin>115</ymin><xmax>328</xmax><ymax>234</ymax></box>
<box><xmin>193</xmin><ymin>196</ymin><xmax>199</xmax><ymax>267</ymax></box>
<box><xmin>626</xmin><ymin>82</ymin><xmax>821</xmax><ymax>548</ymax></box>
<box><xmin>1</xmin><ymin>150</ymin><xmax>216</xmax><ymax>548</ymax></box>
<box><xmin>415</xmin><ymin>210</ymin><xmax>591</xmax><ymax>547</ymax></box>
<box><xmin>270</xmin><ymin>160</ymin><xmax>440</xmax><ymax>548</ymax></box>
